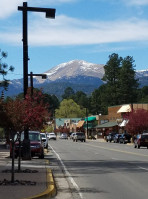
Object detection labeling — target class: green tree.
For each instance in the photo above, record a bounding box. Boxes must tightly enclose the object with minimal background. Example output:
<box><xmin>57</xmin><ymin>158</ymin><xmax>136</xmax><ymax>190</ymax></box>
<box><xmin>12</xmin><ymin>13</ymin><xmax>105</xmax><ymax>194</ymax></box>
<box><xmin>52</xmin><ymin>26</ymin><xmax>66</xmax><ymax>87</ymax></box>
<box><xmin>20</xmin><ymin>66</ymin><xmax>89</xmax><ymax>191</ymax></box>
<box><xmin>0</xmin><ymin>49</ymin><xmax>14</xmax><ymax>91</ymax></box>
<box><xmin>90</xmin><ymin>84</ymin><xmax>109</xmax><ymax>115</ymax></box>
<box><xmin>102</xmin><ymin>53</ymin><xmax>122</xmax><ymax>105</ymax></box>
<box><xmin>118</xmin><ymin>56</ymin><xmax>138</xmax><ymax>104</ymax></box>
<box><xmin>72</xmin><ymin>91</ymin><xmax>89</xmax><ymax>108</ymax></box>
<box><xmin>55</xmin><ymin>99</ymin><xmax>85</xmax><ymax>118</ymax></box>
<box><xmin>137</xmin><ymin>86</ymin><xmax>148</xmax><ymax>103</ymax></box>
<box><xmin>62</xmin><ymin>87</ymin><xmax>75</xmax><ymax>100</ymax></box>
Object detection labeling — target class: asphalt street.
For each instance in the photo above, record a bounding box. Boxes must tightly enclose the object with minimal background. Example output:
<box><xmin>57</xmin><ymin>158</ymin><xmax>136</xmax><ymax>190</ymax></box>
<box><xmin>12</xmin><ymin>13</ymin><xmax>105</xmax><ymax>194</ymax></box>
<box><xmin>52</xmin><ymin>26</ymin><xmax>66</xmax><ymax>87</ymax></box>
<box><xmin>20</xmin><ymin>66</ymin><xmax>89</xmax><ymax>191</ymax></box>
<box><xmin>48</xmin><ymin>138</ymin><xmax>148</xmax><ymax>199</ymax></box>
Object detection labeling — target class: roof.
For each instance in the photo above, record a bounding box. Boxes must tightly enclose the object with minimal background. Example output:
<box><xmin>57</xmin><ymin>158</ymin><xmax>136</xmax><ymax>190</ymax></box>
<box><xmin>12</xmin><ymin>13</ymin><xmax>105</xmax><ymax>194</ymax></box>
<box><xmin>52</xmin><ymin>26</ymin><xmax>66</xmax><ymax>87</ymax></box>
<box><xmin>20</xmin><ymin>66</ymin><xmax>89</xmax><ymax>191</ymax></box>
<box><xmin>55</xmin><ymin>118</ymin><xmax>83</xmax><ymax>127</ymax></box>
<box><xmin>117</xmin><ymin>105</ymin><xmax>131</xmax><ymax>113</ymax></box>
<box><xmin>95</xmin><ymin>121</ymin><xmax>118</xmax><ymax>128</ymax></box>
<box><xmin>76</xmin><ymin>120</ymin><xmax>85</xmax><ymax>128</ymax></box>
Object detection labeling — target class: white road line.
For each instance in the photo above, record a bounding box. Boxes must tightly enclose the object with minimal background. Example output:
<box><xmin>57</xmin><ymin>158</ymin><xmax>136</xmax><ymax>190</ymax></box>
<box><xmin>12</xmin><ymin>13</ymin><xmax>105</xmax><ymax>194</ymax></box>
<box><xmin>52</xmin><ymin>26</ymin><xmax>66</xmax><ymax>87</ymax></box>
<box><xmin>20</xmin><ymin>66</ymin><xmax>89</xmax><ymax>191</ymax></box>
<box><xmin>111</xmin><ymin>157</ymin><xmax>118</xmax><ymax>160</ymax></box>
<box><xmin>50</xmin><ymin>145</ymin><xmax>84</xmax><ymax>199</ymax></box>
<box><xmin>138</xmin><ymin>166</ymin><xmax>148</xmax><ymax>171</ymax></box>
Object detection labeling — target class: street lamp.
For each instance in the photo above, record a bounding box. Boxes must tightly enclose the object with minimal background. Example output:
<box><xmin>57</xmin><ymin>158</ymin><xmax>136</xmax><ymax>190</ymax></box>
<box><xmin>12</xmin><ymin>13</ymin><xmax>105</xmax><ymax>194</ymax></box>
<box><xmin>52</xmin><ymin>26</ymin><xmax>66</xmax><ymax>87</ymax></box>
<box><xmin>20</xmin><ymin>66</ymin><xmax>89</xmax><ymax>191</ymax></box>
<box><xmin>18</xmin><ymin>2</ymin><xmax>56</xmax><ymax>159</ymax></box>
<box><xmin>28</xmin><ymin>72</ymin><xmax>47</xmax><ymax>96</ymax></box>
<box><xmin>86</xmin><ymin>108</ymin><xmax>88</xmax><ymax>139</ymax></box>
<box><xmin>18</xmin><ymin>2</ymin><xmax>56</xmax><ymax>99</ymax></box>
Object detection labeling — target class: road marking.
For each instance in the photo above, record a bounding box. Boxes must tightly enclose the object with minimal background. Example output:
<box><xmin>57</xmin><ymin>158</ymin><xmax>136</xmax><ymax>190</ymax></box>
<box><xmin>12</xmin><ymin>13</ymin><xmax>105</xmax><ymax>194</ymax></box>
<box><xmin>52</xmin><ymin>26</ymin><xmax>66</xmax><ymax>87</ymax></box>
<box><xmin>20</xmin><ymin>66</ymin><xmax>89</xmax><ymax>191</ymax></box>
<box><xmin>49</xmin><ymin>145</ymin><xmax>84</xmax><ymax>199</ymax></box>
<box><xmin>111</xmin><ymin>157</ymin><xmax>118</xmax><ymax>160</ymax></box>
<box><xmin>138</xmin><ymin>166</ymin><xmax>148</xmax><ymax>171</ymax></box>
<box><xmin>85</xmin><ymin>143</ymin><xmax>148</xmax><ymax>158</ymax></box>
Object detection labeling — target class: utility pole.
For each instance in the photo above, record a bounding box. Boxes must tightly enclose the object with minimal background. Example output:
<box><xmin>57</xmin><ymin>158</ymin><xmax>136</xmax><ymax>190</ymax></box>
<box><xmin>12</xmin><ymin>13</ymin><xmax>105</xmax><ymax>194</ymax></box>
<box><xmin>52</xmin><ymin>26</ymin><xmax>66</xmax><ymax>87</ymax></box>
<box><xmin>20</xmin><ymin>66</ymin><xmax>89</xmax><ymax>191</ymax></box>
<box><xmin>18</xmin><ymin>2</ymin><xmax>56</xmax><ymax>160</ymax></box>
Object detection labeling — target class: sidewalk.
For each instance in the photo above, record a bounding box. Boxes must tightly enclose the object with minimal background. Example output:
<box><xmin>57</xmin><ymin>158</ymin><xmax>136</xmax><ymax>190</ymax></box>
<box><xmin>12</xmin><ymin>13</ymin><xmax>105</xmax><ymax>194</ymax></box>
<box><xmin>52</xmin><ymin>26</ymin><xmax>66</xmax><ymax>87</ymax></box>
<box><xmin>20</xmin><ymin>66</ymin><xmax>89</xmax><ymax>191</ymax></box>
<box><xmin>0</xmin><ymin>142</ymin><xmax>56</xmax><ymax>199</ymax></box>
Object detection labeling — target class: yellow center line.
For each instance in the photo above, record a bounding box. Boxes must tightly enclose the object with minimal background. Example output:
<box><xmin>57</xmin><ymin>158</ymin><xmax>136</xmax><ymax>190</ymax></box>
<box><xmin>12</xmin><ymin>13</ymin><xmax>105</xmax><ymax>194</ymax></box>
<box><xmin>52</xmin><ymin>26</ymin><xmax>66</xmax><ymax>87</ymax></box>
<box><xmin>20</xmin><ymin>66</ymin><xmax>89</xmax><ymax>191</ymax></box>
<box><xmin>85</xmin><ymin>143</ymin><xmax>148</xmax><ymax>158</ymax></box>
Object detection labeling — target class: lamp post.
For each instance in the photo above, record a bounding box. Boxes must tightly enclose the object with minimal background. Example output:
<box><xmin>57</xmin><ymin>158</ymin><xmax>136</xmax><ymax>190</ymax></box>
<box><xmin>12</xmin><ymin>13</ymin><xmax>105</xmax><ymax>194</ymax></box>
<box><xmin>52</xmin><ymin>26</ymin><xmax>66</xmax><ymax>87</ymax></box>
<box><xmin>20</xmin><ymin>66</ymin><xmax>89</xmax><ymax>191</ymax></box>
<box><xmin>18</xmin><ymin>2</ymin><xmax>56</xmax><ymax>159</ymax></box>
<box><xmin>86</xmin><ymin>108</ymin><xmax>88</xmax><ymax>139</ymax></box>
<box><xmin>28</xmin><ymin>72</ymin><xmax>47</xmax><ymax>96</ymax></box>
<box><xmin>18</xmin><ymin>2</ymin><xmax>55</xmax><ymax>98</ymax></box>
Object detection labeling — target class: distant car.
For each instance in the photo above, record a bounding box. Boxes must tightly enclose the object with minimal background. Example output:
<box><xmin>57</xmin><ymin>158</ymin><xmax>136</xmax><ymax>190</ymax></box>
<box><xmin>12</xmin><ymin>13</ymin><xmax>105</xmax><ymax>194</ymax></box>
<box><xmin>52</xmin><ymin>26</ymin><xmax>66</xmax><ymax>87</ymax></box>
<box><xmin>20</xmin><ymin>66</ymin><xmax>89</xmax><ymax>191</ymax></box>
<box><xmin>60</xmin><ymin>133</ymin><xmax>68</xmax><ymax>139</ymax></box>
<box><xmin>106</xmin><ymin>132</ymin><xmax>116</xmax><ymax>142</ymax></box>
<box><xmin>47</xmin><ymin>132</ymin><xmax>56</xmax><ymax>140</ymax></box>
<box><xmin>119</xmin><ymin>133</ymin><xmax>132</xmax><ymax>144</ymax></box>
<box><xmin>73</xmin><ymin>132</ymin><xmax>86</xmax><ymax>142</ymax></box>
<box><xmin>134</xmin><ymin>133</ymin><xmax>148</xmax><ymax>149</ymax></box>
<box><xmin>114</xmin><ymin>134</ymin><xmax>122</xmax><ymax>143</ymax></box>
<box><xmin>10</xmin><ymin>131</ymin><xmax>44</xmax><ymax>159</ymax></box>
<box><xmin>70</xmin><ymin>133</ymin><xmax>76</xmax><ymax>140</ymax></box>
<box><xmin>40</xmin><ymin>133</ymin><xmax>48</xmax><ymax>149</ymax></box>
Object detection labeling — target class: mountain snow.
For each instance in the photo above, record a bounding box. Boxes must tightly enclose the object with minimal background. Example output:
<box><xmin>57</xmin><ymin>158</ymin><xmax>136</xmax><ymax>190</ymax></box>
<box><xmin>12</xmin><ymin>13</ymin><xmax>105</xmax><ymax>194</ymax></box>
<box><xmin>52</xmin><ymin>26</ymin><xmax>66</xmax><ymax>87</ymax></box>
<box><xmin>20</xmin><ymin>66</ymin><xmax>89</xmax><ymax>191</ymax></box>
<box><xmin>36</xmin><ymin>60</ymin><xmax>105</xmax><ymax>82</ymax></box>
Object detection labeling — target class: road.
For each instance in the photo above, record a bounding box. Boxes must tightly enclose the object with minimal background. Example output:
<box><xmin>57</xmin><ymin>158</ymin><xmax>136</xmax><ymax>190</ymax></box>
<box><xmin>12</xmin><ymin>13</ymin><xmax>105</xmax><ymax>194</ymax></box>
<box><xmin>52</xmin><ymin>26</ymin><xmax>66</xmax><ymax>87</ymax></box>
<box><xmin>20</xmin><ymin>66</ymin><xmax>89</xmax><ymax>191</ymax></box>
<box><xmin>48</xmin><ymin>138</ymin><xmax>148</xmax><ymax>199</ymax></box>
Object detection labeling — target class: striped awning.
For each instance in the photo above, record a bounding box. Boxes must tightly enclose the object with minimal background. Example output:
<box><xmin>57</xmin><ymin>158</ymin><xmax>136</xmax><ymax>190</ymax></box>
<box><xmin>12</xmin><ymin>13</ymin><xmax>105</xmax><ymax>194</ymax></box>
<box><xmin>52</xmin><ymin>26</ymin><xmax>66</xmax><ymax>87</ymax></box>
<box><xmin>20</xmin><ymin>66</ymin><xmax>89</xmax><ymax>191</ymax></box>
<box><xmin>77</xmin><ymin>120</ymin><xmax>85</xmax><ymax>128</ymax></box>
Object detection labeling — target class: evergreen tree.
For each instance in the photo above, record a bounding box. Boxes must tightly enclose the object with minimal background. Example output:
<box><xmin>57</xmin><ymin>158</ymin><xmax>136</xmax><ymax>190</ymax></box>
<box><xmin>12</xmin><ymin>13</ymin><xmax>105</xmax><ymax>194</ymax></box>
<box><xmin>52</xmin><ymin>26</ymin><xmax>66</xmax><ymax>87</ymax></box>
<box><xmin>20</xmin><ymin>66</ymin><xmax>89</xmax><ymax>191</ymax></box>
<box><xmin>62</xmin><ymin>87</ymin><xmax>75</xmax><ymax>100</ymax></box>
<box><xmin>72</xmin><ymin>91</ymin><xmax>89</xmax><ymax>108</ymax></box>
<box><xmin>118</xmin><ymin>56</ymin><xmax>139</xmax><ymax>104</ymax></box>
<box><xmin>0</xmin><ymin>49</ymin><xmax>14</xmax><ymax>91</ymax></box>
<box><xmin>102</xmin><ymin>53</ymin><xmax>122</xmax><ymax>105</ymax></box>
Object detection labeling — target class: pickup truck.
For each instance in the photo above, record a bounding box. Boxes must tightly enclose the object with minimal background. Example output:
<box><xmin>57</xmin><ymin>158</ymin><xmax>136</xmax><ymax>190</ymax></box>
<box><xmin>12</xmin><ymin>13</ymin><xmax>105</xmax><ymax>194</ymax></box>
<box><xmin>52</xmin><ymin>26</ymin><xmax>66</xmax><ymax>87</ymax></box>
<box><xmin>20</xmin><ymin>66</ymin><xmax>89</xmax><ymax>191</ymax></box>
<box><xmin>73</xmin><ymin>132</ymin><xmax>86</xmax><ymax>142</ymax></box>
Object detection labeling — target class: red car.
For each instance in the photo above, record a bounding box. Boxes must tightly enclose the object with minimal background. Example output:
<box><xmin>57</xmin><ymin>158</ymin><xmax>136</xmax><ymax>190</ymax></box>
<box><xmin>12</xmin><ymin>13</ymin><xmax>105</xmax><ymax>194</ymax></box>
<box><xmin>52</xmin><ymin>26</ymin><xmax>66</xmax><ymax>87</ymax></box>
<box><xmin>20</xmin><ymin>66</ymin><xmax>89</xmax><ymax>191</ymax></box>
<box><xmin>10</xmin><ymin>131</ymin><xmax>44</xmax><ymax>158</ymax></box>
<box><xmin>134</xmin><ymin>133</ymin><xmax>148</xmax><ymax>149</ymax></box>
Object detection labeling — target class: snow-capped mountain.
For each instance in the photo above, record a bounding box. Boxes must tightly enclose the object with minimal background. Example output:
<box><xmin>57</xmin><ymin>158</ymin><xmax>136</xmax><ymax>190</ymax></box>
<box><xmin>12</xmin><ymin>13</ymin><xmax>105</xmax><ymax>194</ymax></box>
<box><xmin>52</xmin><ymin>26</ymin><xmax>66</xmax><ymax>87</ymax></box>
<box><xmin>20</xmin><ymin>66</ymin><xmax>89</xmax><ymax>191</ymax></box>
<box><xmin>35</xmin><ymin>60</ymin><xmax>104</xmax><ymax>83</ymax></box>
<box><xmin>3</xmin><ymin>60</ymin><xmax>148</xmax><ymax>98</ymax></box>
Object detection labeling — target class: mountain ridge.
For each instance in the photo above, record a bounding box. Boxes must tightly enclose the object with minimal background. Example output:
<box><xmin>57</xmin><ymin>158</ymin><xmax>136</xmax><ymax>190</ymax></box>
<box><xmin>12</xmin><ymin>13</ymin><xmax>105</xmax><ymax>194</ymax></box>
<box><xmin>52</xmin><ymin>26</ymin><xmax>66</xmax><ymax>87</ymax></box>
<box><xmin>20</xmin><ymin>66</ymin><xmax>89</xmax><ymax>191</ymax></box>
<box><xmin>3</xmin><ymin>60</ymin><xmax>148</xmax><ymax>98</ymax></box>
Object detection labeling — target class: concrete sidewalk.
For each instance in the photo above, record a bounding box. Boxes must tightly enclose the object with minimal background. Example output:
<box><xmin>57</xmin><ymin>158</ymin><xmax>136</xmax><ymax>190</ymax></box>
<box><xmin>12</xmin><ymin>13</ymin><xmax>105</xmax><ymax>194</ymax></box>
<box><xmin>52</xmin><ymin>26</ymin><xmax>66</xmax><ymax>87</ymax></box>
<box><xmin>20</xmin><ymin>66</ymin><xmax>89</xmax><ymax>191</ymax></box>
<box><xmin>0</xmin><ymin>143</ymin><xmax>56</xmax><ymax>199</ymax></box>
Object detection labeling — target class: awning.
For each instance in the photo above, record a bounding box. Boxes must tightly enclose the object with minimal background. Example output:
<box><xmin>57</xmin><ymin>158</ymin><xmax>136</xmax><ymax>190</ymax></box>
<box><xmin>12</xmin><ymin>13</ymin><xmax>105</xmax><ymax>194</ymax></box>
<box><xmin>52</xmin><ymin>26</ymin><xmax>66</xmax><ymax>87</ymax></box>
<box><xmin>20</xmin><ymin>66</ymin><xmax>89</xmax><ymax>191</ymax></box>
<box><xmin>85</xmin><ymin>116</ymin><xmax>96</xmax><ymax>122</ymax></box>
<box><xmin>117</xmin><ymin>105</ymin><xmax>131</xmax><ymax>113</ymax></box>
<box><xmin>77</xmin><ymin>120</ymin><xmax>85</xmax><ymax>128</ymax></box>
<box><xmin>119</xmin><ymin>119</ymin><xmax>129</xmax><ymax>127</ymax></box>
<box><xmin>95</xmin><ymin>121</ymin><xmax>118</xmax><ymax>128</ymax></box>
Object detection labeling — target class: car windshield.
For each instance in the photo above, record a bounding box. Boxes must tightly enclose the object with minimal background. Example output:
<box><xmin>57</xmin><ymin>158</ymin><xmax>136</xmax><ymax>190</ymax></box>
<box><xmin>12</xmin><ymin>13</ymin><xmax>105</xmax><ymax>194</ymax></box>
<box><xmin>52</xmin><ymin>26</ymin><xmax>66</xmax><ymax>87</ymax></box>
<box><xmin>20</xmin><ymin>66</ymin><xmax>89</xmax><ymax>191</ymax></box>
<box><xmin>76</xmin><ymin>133</ymin><xmax>83</xmax><ymax>136</ymax></box>
<box><xmin>41</xmin><ymin>134</ymin><xmax>46</xmax><ymax>138</ymax></box>
<box><xmin>20</xmin><ymin>132</ymin><xmax>40</xmax><ymax>141</ymax></box>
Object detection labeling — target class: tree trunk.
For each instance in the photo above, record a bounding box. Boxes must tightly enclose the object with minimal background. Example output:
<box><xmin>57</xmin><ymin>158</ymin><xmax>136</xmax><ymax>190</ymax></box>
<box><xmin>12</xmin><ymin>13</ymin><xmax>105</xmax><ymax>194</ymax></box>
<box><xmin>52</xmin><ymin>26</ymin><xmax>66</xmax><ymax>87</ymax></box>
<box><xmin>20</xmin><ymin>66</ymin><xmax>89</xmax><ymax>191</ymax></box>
<box><xmin>18</xmin><ymin>139</ymin><xmax>21</xmax><ymax>171</ymax></box>
<box><xmin>11</xmin><ymin>139</ymin><xmax>15</xmax><ymax>183</ymax></box>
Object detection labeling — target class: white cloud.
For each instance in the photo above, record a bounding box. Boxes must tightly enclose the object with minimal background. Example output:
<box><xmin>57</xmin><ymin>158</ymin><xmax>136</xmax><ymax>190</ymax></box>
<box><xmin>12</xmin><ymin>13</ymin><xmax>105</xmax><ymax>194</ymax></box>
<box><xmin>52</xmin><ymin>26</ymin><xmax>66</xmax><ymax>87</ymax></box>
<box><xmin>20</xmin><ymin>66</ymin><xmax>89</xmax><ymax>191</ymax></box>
<box><xmin>0</xmin><ymin>0</ymin><xmax>75</xmax><ymax>19</ymax></box>
<box><xmin>123</xmin><ymin>0</ymin><xmax>148</xmax><ymax>6</ymax></box>
<box><xmin>1</xmin><ymin>15</ymin><xmax>148</xmax><ymax>46</ymax></box>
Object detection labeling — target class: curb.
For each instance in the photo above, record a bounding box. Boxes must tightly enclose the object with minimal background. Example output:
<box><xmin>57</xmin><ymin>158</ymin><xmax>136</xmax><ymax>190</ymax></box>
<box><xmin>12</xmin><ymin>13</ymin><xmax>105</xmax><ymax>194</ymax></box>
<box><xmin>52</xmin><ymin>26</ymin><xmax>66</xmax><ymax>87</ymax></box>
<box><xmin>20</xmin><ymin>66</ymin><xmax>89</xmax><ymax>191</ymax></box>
<box><xmin>23</xmin><ymin>157</ymin><xmax>56</xmax><ymax>199</ymax></box>
<box><xmin>24</xmin><ymin>169</ymin><xmax>56</xmax><ymax>199</ymax></box>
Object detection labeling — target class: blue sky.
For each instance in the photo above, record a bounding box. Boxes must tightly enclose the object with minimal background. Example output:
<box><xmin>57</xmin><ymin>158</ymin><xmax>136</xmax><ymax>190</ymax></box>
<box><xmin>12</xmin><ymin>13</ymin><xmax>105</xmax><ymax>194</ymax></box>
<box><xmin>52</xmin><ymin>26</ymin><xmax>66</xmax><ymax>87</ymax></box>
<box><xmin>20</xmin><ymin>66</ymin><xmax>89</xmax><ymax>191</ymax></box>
<box><xmin>0</xmin><ymin>0</ymin><xmax>148</xmax><ymax>80</ymax></box>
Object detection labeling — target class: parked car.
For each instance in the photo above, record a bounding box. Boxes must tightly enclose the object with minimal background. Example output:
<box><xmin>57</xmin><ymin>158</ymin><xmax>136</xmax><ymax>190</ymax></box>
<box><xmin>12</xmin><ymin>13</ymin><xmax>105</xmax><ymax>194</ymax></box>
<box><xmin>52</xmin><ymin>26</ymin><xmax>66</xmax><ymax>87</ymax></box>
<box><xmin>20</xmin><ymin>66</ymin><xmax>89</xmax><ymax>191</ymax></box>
<box><xmin>73</xmin><ymin>132</ymin><xmax>86</xmax><ymax>142</ymax></box>
<box><xmin>40</xmin><ymin>133</ymin><xmax>48</xmax><ymax>149</ymax></box>
<box><xmin>10</xmin><ymin>131</ymin><xmax>44</xmax><ymax>159</ymax></box>
<box><xmin>106</xmin><ymin>132</ymin><xmax>116</xmax><ymax>142</ymax></box>
<box><xmin>70</xmin><ymin>133</ymin><xmax>76</xmax><ymax>140</ymax></box>
<box><xmin>134</xmin><ymin>133</ymin><xmax>148</xmax><ymax>149</ymax></box>
<box><xmin>47</xmin><ymin>132</ymin><xmax>56</xmax><ymax>140</ymax></box>
<box><xmin>60</xmin><ymin>133</ymin><xmax>68</xmax><ymax>139</ymax></box>
<box><xmin>113</xmin><ymin>134</ymin><xmax>122</xmax><ymax>143</ymax></box>
<box><xmin>119</xmin><ymin>133</ymin><xmax>132</xmax><ymax>144</ymax></box>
